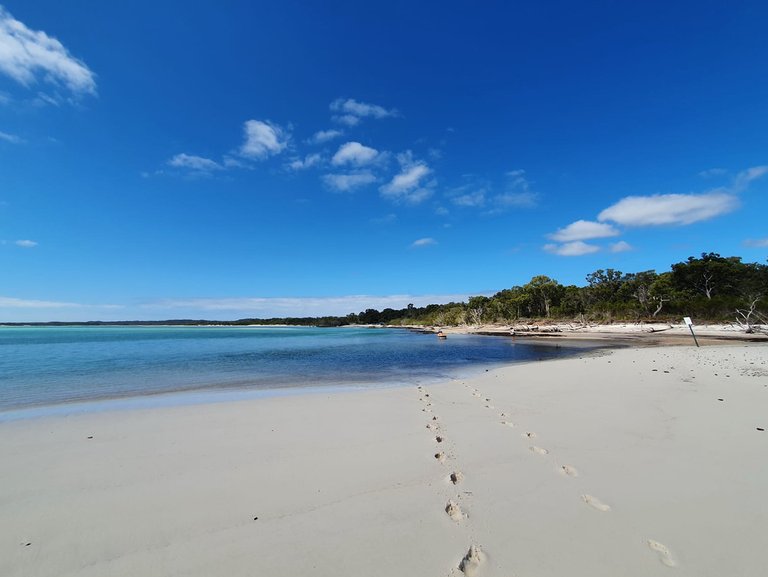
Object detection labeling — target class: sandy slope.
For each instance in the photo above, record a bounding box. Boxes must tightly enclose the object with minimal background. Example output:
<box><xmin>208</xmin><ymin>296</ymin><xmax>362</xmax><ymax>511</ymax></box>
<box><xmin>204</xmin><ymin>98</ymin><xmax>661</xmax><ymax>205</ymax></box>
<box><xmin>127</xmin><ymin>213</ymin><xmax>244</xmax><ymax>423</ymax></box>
<box><xmin>1</xmin><ymin>343</ymin><xmax>766</xmax><ymax>576</ymax></box>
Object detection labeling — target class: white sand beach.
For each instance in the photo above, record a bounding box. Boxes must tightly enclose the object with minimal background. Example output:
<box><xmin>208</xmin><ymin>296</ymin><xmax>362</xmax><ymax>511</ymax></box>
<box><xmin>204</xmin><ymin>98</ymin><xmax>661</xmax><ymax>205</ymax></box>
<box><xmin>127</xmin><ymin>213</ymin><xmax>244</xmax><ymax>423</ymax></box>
<box><xmin>1</xmin><ymin>343</ymin><xmax>767</xmax><ymax>576</ymax></box>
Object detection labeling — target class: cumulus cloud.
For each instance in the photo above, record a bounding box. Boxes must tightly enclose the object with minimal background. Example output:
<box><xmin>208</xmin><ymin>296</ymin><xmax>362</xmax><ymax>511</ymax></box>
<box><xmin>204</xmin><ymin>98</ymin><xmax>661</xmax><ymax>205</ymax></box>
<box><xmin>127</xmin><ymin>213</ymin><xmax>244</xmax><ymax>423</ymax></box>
<box><xmin>410</xmin><ymin>237</ymin><xmax>437</xmax><ymax>248</ymax></box>
<box><xmin>380</xmin><ymin>152</ymin><xmax>434</xmax><ymax>204</ymax></box>
<box><xmin>14</xmin><ymin>239</ymin><xmax>37</xmax><ymax>248</ymax></box>
<box><xmin>0</xmin><ymin>7</ymin><xmax>96</xmax><ymax>97</ymax></box>
<box><xmin>548</xmin><ymin>220</ymin><xmax>620</xmax><ymax>242</ymax></box>
<box><xmin>744</xmin><ymin>238</ymin><xmax>768</xmax><ymax>248</ymax></box>
<box><xmin>331</xmin><ymin>141</ymin><xmax>379</xmax><ymax>166</ymax></box>
<box><xmin>168</xmin><ymin>153</ymin><xmax>222</xmax><ymax>173</ymax></box>
<box><xmin>0</xmin><ymin>130</ymin><xmax>21</xmax><ymax>143</ymax></box>
<box><xmin>610</xmin><ymin>240</ymin><xmax>633</xmax><ymax>253</ymax></box>
<box><xmin>322</xmin><ymin>171</ymin><xmax>376</xmax><ymax>192</ymax></box>
<box><xmin>598</xmin><ymin>192</ymin><xmax>739</xmax><ymax>226</ymax></box>
<box><xmin>239</xmin><ymin>120</ymin><xmax>289</xmax><ymax>159</ymax></box>
<box><xmin>543</xmin><ymin>241</ymin><xmax>600</xmax><ymax>256</ymax></box>
<box><xmin>288</xmin><ymin>153</ymin><xmax>322</xmax><ymax>170</ymax></box>
<box><xmin>330</xmin><ymin>98</ymin><xmax>397</xmax><ymax>125</ymax></box>
<box><xmin>309</xmin><ymin>129</ymin><xmax>342</xmax><ymax>144</ymax></box>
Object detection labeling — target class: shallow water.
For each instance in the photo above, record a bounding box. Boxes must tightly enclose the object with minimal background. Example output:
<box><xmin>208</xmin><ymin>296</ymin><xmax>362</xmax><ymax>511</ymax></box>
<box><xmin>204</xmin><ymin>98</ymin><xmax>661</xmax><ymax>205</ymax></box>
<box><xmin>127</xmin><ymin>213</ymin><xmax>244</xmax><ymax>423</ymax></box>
<box><xmin>0</xmin><ymin>326</ymin><xmax>593</xmax><ymax>415</ymax></box>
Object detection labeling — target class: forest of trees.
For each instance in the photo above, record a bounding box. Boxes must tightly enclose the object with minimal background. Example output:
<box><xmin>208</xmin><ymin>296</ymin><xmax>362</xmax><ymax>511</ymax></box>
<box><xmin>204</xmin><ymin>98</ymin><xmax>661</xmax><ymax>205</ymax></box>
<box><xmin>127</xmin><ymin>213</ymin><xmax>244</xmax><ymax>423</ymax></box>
<box><xmin>333</xmin><ymin>253</ymin><xmax>767</xmax><ymax>330</ymax></box>
<box><xmin>338</xmin><ymin>253</ymin><xmax>766</xmax><ymax>330</ymax></box>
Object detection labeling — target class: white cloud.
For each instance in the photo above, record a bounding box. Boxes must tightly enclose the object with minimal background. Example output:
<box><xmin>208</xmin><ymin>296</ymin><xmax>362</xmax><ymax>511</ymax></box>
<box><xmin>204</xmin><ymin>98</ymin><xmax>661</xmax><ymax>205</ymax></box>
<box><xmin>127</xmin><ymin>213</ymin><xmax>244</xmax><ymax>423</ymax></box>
<box><xmin>698</xmin><ymin>168</ymin><xmax>727</xmax><ymax>178</ymax></box>
<box><xmin>330</xmin><ymin>98</ymin><xmax>397</xmax><ymax>125</ymax></box>
<box><xmin>14</xmin><ymin>239</ymin><xmax>37</xmax><ymax>248</ymax></box>
<box><xmin>309</xmin><ymin>129</ymin><xmax>342</xmax><ymax>144</ymax></box>
<box><xmin>168</xmin><ymin>153</ymin><xmax>222</xmax><ymax>172</ymax></box>
<box><xmin>452</xmin><ymin>190</ymin><xmax>486</xmax><ymax>207</ymax></box>
<box><xmin>610</xmin><ymin>240</ymin><xmax>633</xmax><ymax>253</ymax></box>
<box><xmin>380</xmin><ymin>152</ymin><xmax>434</xmax><ymax>204</ymax></box>
<box><xmin>0</xmin><ymin>7</ymin><xmax>96</xmax><ymax>97</ymax></box>
<box><xmin>598</xmin><ymin>192</ymin><xmax>739</xmax><ymax>226</ymax></box>
<box><xmin>548</xmin><ymin>220</ymin><xmax>620</xmax><ymax>242</ymax></box>
<box><xmin>493</xmin><ymin>192</ymin><xmax>537</xmax><ymax>209</ymax></box>
<box><xmin>0</xmin><ymin>129</ymin><xmax>21</xmax><ymax>143</ymax></box>
<box><xmin>322</xmin><ymin>172</ymin><xmax>376</xmax><ymax>192</ymax></box>
<box><xmin>0</xmin><ymin>295</ymin><xmax>78</xmax><ymax>308</ymax></box>
<box><xmin>410</xmin><ymin>237</ymin><xmax>437</xmax><ymax>248</ymax></box>
<box><xmin>744</xmin><ymin>238</ymin><xmax>768</xmax><ymax>248</ymax></box>
<box><xmin>239</xmin><ymin>119</ymin><xmax>289</xmax><ymax>159</ymax></box>
<box><xmin>331</xmin><ymin>141</ymin><xmax>379</xmax><ymax>166</ymax></box>
<box><xmin>288</xmin><ymin>153</ymin><xmax>322</xmax><ymax>170</ymax></box>
<box><xmin>141</xmin><ymin>293</ymin><xmax>477</xmax><ymax>318</ymax></box>
<box><xmin>732</xmin><ymin>165</ymin><xmax>768</xmax><ymax>192</ymax></box>
<box><xmin>544</xmin><ymin>241</ymin><xmax>600</xmax><ymax>256</ymax></box>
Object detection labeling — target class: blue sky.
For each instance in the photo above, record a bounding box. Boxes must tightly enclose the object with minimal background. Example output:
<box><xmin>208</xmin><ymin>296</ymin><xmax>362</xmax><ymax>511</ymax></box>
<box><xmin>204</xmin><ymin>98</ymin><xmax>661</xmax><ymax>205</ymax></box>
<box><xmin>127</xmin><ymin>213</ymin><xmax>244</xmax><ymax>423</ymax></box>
<box><xmin>1</xmin><ymin>1</ymin><xmax>767</xmax><ymax>321</ymax></box>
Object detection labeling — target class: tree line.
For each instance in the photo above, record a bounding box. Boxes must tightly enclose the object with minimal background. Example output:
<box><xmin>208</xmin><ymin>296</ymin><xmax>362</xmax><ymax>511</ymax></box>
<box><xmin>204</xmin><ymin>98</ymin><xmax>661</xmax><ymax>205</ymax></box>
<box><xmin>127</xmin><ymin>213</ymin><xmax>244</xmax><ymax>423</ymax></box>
<box><xmin>342</xmin><ymin>253</ymin><xmax>768</xmax><ymax>328</ymax></box>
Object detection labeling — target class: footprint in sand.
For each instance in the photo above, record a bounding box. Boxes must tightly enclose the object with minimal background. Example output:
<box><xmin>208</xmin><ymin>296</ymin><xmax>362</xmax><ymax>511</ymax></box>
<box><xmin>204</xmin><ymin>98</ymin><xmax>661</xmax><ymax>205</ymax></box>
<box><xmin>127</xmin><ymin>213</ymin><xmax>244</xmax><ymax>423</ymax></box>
<box><xmin>435</xmin><ymin>452</ymin><xmax>447</xmax><ymax>463</ymax></box>
<box><xmin>500</xmin><ymin>420</ymin><xmax>515</xmax><ymax>427</ymax></box>
<box><xmin>581</xmin><ymin>494</ymin><xmax>611</xmax><ymax>512</ymax></box>
<box><xmin>530</xmin><ymin>446</ymin><xmax>549</xmax><ymax>455</ymax></box>
<box><xmin>485</xmin><ymin>404</ymin><xmax>495</xmax><ymax>409</ymax></box>
<box><xmin>459</xmin><ymin>544</ymin><xmax>485</xmax><ymax>576</ymax></box>
<box><xmin>426</xmin><ymin>423</ymin><xmax>439</xmax><ymax>431</ymax></box>
<box><xmin>560</xmin><ymin>464</ymin><xmax>579</xmax><ymax>477</ymax></box>
<box><xmin>445</xmin><ymin>500</ymin><xmax>466</xmax><ymax>521</ymax></box>
<box><xmin>449</xmin><ymin>471</ymin><xmax>464</xmax><ymax>485</ymax></box>
<box><xmin>436</xmin><ymin>435</ymin><xmax>444</xmax><ymax>443</ymax></box>
<box><xmin>522</xmin><ymin>431</ymin><xmax>536</xmax><ymax>439</ymax></box>
<box><xmin>647</xmin><ymin>539</ymin><xmax>677</xmax><ymax>567</ymax></box>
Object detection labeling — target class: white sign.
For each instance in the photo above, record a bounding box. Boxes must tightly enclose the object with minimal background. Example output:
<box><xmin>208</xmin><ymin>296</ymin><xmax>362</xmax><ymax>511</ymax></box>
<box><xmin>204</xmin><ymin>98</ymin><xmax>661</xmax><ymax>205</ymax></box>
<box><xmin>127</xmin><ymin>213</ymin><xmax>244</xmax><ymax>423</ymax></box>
<box><xmin>683</xmin><ymin>316</ymin><xmax>693</xmax><ymax>327</ymax></box>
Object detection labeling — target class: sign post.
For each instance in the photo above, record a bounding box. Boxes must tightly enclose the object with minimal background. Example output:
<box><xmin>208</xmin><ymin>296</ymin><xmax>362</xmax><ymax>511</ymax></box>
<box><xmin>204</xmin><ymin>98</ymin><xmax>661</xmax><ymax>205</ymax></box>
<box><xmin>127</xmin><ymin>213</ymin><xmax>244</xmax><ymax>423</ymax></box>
<box><xmin>683</xmin><ymin>317</ymin><xmax>699</xmax><ymax>347</ymax></box>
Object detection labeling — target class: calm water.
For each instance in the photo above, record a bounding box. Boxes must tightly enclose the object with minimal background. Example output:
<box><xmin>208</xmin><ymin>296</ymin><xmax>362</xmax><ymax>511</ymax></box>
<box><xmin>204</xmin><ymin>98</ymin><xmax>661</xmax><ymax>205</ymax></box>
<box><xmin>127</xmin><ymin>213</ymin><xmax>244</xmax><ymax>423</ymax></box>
<box><xmin>0</xmin><ymin>326</ymin><xmax>592</xmax><ymax>415</ymax></box>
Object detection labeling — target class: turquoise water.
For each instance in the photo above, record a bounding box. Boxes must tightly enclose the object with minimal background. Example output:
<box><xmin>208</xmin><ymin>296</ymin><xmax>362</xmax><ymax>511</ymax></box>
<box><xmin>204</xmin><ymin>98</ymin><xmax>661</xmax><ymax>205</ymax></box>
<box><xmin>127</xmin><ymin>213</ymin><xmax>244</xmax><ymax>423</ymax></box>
<box><xmin>0</xmin><ymin>326</ymin><xmax>591</xmax><ymax>415</ymax></box>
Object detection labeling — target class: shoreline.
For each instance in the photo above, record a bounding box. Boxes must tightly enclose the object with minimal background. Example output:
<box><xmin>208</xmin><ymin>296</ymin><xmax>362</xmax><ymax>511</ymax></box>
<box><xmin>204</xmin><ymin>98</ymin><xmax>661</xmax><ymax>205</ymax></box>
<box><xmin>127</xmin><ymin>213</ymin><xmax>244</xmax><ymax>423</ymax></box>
<box><xmin>2</xmin><ymin>342</ymin><xmax>766</xmax><ymax>576</ymax></box>
<box><xmin>400</xmin><ymin>321</ymin><xmax>768</xmax><ymax>346</ymax></box>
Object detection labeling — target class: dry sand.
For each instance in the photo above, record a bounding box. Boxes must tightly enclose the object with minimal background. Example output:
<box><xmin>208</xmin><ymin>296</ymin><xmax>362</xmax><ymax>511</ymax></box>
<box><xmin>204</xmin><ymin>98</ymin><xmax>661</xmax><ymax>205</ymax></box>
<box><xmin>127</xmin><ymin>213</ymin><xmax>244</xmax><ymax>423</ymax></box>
<box><xmin>1</xmin><ymin>343</ymin><xmax>767</xmax><ymax>576</ymax></box>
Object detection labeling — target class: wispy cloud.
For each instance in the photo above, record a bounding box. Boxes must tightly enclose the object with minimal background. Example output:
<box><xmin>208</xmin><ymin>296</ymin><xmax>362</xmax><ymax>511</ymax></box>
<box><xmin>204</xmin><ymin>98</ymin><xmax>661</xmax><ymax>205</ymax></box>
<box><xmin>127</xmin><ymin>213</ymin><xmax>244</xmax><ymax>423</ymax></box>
<box><xmin>14</xmin><ymin>239</ymin><xmax>38</xmax><ymax>248</ymax></box>
<box><xmin>308</xmin><ymin>129</ymin><xmax>342</xmax><ymax>144</ymax></box>
<box><xmin>410</xmin><ymin>237</ymin><xmax>437</xmax><ymax>248</ymax></box>
<box><xmin>598</xmin><ymin>192</ymin><xmax>739</xmax><ymax>226</ymax></box>
<box><xmin>167</xmin><ymin>153</ymin><xmax>223</xmax><ymax>173</ymax></box>
<box><xmin>543</xmin><ymin>241</ymin><xmax>600</xmax><ymax>256</ymax></box>
<box><xmin>610</xmin><ymin>240</ymin><xmax>633</xmax><ymax>253</ymax></box>
<box><xmin>322</xmin><ymin>172</ymin><xmax>377</xmax><ymax>192</ymax></box>
<box><xmin>239</xmin><ymin>119</ymin><xmax>289</xmax><ymax>159</ymax></box>
<box><xmin>141</xmin><ymin>293</ymin><xmax>473</xmax><ymax>317</ymax></box>
<box><xmin>0</xmin><ymin>130</ymin><xmax>22</xmax><ymax>143</ymax></box>
<box><xmin>548</xmin><ymin>220</ymin><xmax>620</xmax><ymax>242</ymax></box>
<box><xmin>0</xmin><ymin>7</ymin><xmax>96</xmax><ymax>98</ymax></box>
<box><xmin>452</xmin><ymin>189</ymin><xmax>486</xmax><ymax>207</ymax></box>
<box><xmin>0</xmin><ymin>295</ymin><xmax>120</xmax><ymax>309</ymax></box>
<box><xmin>732</xmin><ymin>165</ymin><xmax>768</xmax><ymax>192</ymax></box>
<box><xmin>331</xmin><ymin>141</ymin><xmax>380</xmax><ymax>166</ymax></box>
<box><xmin>380</xmin><ymin>151</ymin><xmax>434</xmax><ymax>204</ymax></box>
<box><xmin>447</xmin><ymin>170</ymin><xmax>538</xmax><ymax>212</ymax></box>
<box><xmin>698</xmin><ymin>167</ymin><xmax>727</xmax><ymax>178</ymax></box>
<box><xmin>288</xmin><ymin>153</ymin><xmax>322</xmax><ymax>171</ymax></box>
<box><xmin>330</xmin><ymin>98</ymin><xmax>397</xmax><ymax>126</ymax></box>
<box><xmin>744</xmin><ymin>238</ymin><xmax>768</xmax><ymax>248</ymax></box>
